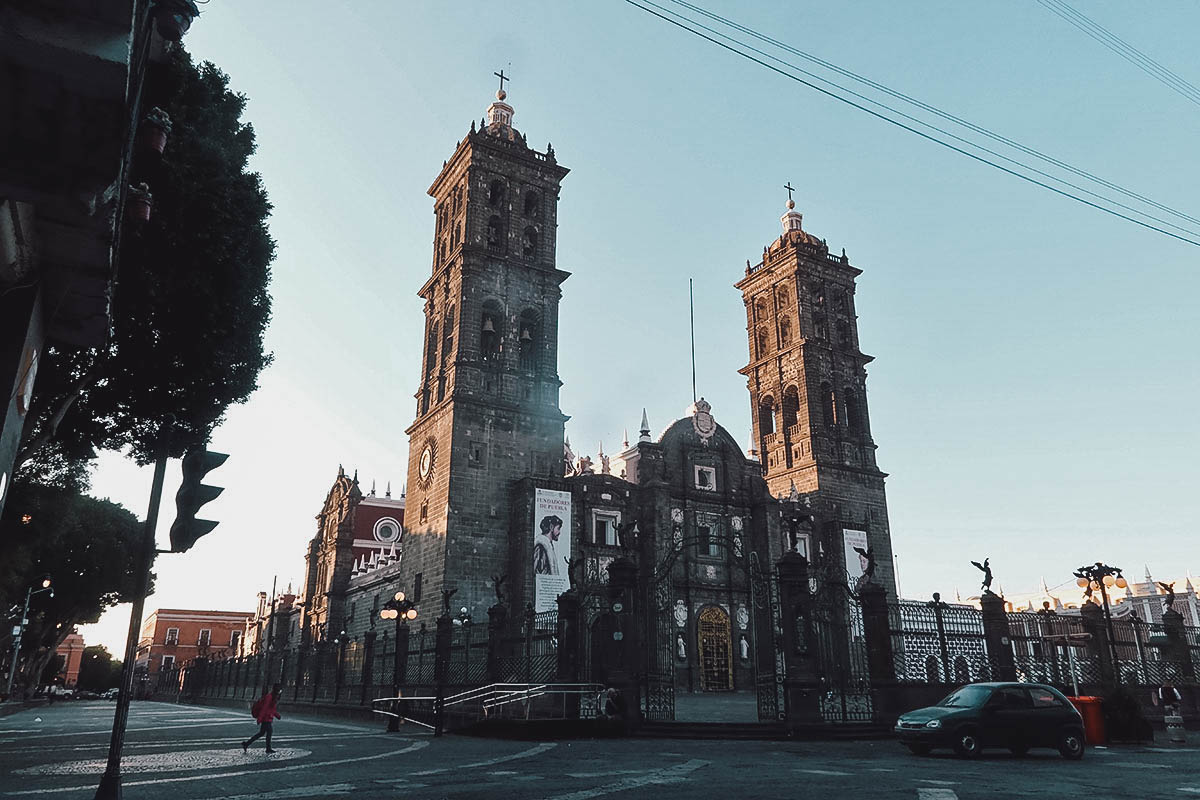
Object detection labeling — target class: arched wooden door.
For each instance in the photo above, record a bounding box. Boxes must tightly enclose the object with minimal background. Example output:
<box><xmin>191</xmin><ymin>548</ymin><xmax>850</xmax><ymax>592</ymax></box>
<box><xmin>698</xmin><ymin>606</ymin><xmax>733</xmax><ymax>691</ymax></box>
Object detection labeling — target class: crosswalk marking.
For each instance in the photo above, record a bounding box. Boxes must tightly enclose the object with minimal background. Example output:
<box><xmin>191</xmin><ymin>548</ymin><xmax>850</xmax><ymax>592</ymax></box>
<box><xmin>411</xmin><ymin>742</ymin><xmax>556</xmax><ymax>776</ymax></box>
<box><xmin>540</xmin><ymin>759</ymin><xmax>709</xmax><ymax>800</ymax></box>
<box><xmin>917</xmin><ymin>789</ymin><xmax>958</xmax><ymax>800</ymax></box>
<box><xmin>916</xmin><ymin>779</ymin><xmax>959</xmax><ymax>785</ymax></box>
<box><xmin>796</xmin><ymin>769</ymin><xmax>853</xmax><ymax>776</ymax></box>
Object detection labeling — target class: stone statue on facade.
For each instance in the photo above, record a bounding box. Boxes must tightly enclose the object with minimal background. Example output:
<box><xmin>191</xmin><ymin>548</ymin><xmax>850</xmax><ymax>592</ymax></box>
<box><xmin>616</xmin><ymin>520</ymin><xmax>637</xmax><ymax>551</ymax></box>
<box><xmin>971</xmin><ymin>558</ymin><xmax>994</xmax><ymax>593</ymax></box>
<box><xmin>491</xmin><ymin>574</ymin><xmax>507</xmax><ymax>606</ymax></box>
<box><xmin>563</xmin><ymin>439</ymin><xmax>577</xmax><ymax>477</ymax></box>
<box><xmin>441</xmin><ymin>587</ymin><xmax>457</xmax><ymax>616</ymax></box>
<box><xmin>565</xmin><ymin>556</ymin><xmax>583</xmax><ymax>591</ymax></box>
<box><xmin>576</xmin><ymin>455</ymin><xmax>593</xmax><ymax>475</ymax></box>
<box><xmin>1158</xmin><ymin>581</ymin><xmax>1176</xmax><ymax>613</ymax></box>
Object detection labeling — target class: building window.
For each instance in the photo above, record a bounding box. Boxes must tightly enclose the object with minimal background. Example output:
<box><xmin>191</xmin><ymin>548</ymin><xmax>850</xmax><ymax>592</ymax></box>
<box><xmin>488</xmin><ymin>179</ymin><xmax>505</xmax><ymax>207</ymax></box>
<box><xmin>524</xmin><ymin>190</ymin><xmax>541</xmax><ymax>218</ymax></box>
<box><xmin>694</xmin><ymin>465</ymin><xmax>716</xmax><ymax>491</ymax></box>
<box><xmin>699</xmin><ymin>524</ymin><xmax>721</xmax><ymax>556</ymax></box>
<box><xmin>593</xmin><ymin>511</ymin><xmax>620</xmax><ymax>546</ymax></box>
<box><xmin>518</xmin><ymin>312</ymin><xmax>540</xmax><ymax>374</ymax></box>
<box><xmin>821</xmin><ymin>382</ymin><xmax>837</xmax><ymax>427</ymax></box>
<box><xmin>425</xmin><ymin>322</ymin><xmax>438</xmax><ymax>376</ymax></box>
<box><xmin>481</xmin><ymin>310</ymin><xmax>500</xmax><ymax>361</ymax></box>
<box><xmin>758</xmin><ymin>397</ymin><xmax>775</xmax><ymax>436</ymax></box>
<box><xmin>782</xmin><ymin>386</ymin><xmax>800</xmax><ymax>432</ymax></box>
<box><xmin>845</xmin><ymin>388</ymin><xmax>863</xmax><ymax>433</ymax></box>
<box><xmin>413</xmin><ymin>573</ymin><xmax>423</xmax><ymax>602</ymax></box>
<box><xmin>522</xmin><ymin>226</ymin><xmax>538</xmax><ymax>256</ymax></box>
<box><xmin>836</xmin><ymin>319</ymin><xmax>851</xmax><ymax>347</ymax></box>
<box><xmin>756</xmin><ymin>327</ymin><xmax>770</xmax><ymax>357</ymax></box>
<box><xmin>419</xmin><ymin>500</ymin><xmax>428</xmax><ymax>523</ymax></box>
<box><xmin>469</xmin><ymin>441</ymin><xmax>486</xmax><ymax>467</ymax></box>
<box><xmin>165</xmin><ymin>628</ymin><xmax>179</xmax><ymax>646</ymax></box>
<box><xmin>486</xmin><ymin>215</ymin><xmax>504</xmax><ymax>252</ymax></box>
<box><xmin>161</xmin><ymin>655</ymin><xmax>175</xmax><ymax>671</ymax></box>
<box><xmin>198</xmin><ymin>629</ymin><xmax>211</xmax><ymax>647</ymax></box>
<box><xmin>230</xmin><ymin>630</ymin><xmax>241</xmax><ymax>648</ymax></box>
<box><xmin>779</xmin><ymin>316</ymin><xmax>792</xmax><ymax>347</ymax></box>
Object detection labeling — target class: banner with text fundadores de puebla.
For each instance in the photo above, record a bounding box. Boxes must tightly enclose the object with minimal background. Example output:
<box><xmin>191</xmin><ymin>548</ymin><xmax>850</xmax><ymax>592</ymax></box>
<box><xmin>533</xmin><ymin>488</ymin><xmax>572</xmax><ymax>613</ymax></box>
<box><xmin>842</xmin><ymin>528</ymin><xmax>869</xmax><ymax>591</ymax></box>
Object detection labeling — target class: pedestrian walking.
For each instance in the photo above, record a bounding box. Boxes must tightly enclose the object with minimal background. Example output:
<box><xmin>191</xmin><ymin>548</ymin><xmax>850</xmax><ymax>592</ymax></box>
<box><xmin>1156</xmin><ymin>680</ymin><xmax>1183</xmax><ymax>716</ymax></box>
<box><xmin>242</xmin><ymin>683</ymin><xmax>282</xmax><ymax>754</ymax></box>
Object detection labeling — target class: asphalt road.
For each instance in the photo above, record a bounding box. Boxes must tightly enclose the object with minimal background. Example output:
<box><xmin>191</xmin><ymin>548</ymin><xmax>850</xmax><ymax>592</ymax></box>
<box><xmin>0</xmin><ymin>702</ymin><xmax>1197</xmax><ymax>799</ymax></box>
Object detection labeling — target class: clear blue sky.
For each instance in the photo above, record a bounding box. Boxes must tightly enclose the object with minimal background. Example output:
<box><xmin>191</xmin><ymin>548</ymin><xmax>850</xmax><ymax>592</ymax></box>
<box><xmin>83</xmin><ymin>1</ymin><xmax>1199</xmax><ymax>650</ymax></box>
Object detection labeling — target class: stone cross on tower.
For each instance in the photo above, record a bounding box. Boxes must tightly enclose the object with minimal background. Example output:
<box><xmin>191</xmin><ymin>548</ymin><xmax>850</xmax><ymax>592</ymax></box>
<box><xmin>494</xmin><ymin>69</ymin><xmax>509</xmax><ymax>95</ymax></box>
<box><xmin>783</xmin><ymin>181</ymin><xmax>795</xmax><ymax>204</ymax></box>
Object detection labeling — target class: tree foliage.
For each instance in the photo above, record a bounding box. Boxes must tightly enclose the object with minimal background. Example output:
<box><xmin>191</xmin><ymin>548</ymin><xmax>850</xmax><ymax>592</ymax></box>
<box><xmin>77</xmin><ymin>645</ymin><xmax>124</xmax><ymax>691</ymax></box>
<box><xmin>17</xmin><ymin>47</ymin><xmax>275</xmax><ymax>472</ymax></box>
<box><xmin>0</xmin><ymin>482</ymin><xmax>145</xmax><ymax>691</ymax></box>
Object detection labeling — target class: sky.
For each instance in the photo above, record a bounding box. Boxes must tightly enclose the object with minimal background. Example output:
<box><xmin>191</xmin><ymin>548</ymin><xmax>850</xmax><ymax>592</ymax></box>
<box><xmin>80</xmin><ymin>1</ymin><xmax>1199</xmax><ymax>653</ymax></box>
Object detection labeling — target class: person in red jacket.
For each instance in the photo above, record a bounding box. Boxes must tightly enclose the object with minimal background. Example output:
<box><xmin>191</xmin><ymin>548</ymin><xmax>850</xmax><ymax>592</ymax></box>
<box><xmin>242</xmin><ymin>683</ymin><xmax>282</xmax><ymax>754</ymax></box>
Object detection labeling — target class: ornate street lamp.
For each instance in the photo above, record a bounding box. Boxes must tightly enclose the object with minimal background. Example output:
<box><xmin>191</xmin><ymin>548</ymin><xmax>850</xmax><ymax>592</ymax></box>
<box><xmin>151</xmin><ymin>0</ymin><xmax>201</xmax><ymax>41</ymax></box>
<box><xmin>1073</xmin><ymin>562</ymin><xmax>1128</xmax><ymax>685</ymax></box>
<box><xmin>379</xmin><ymin>591</ymin><xmax>417</xmax><ymax>732</ymax></box>
<box><xmin>5</xmin><ymin>576</ymin><xmax>53</xmax><ymax>700</ymax></box>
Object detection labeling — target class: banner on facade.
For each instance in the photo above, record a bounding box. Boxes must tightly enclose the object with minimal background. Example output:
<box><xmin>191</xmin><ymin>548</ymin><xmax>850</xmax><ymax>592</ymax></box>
<box><xmin>533</xmin><ymin>488</ymin><xmax>572</xmax><ymax>612</ymax></box>
<box><xmin>842</xmin><ymin>528</ymin><xmax>870</xmax><ymax>591</ymax></box>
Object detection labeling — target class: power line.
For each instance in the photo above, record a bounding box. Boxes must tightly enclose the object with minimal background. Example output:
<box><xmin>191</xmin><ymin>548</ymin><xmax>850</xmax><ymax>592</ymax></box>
<box><xmin>622</xmin><ymin>0</ymin><xmax>1200</xmax><ymax>248</ymax></box>
<box><xmin>1038</xmin><ymin>0</ymin><xmax>1200</xmax><ymax>107</ymax></box>
<box><xmin>668</xmin><ymin>0</ymin><xmax>1200</xmax><ymax>229</ymax></box>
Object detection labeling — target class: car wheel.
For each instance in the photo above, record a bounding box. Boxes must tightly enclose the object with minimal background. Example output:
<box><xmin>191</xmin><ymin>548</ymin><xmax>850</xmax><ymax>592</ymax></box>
<box><xmin>952</xmin><ymin>728</ymin><xmax>982</xmax><ymax>758</ymax></box>
<box><xmin>906</xmin><ymin>744</ymin><xmax>932</xmax><ymax>756</ymax></box>
<box><xmin>1058</xmin><ymin>729</ymin><xmax>1084</xmax><ymax>760</ymax></box>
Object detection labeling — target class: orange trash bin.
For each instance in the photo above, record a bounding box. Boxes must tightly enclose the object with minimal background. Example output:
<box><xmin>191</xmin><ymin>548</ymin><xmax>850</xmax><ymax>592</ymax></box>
<box><xmin>1068</xmin><ymin>696</ymin><xmax>1105</xmax><ymax>745</ymax></box>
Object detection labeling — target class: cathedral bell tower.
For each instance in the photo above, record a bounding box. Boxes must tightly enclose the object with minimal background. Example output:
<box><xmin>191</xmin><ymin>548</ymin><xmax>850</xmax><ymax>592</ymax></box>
<box><xmin>736</xmin><ymin>192</ymin><xmax>896</xmax><ymax>595</ymax></box>
<box><xmin>402</xmin><ymin>78</ymin><xmax>570</xmax><ymax>619</ymax></box>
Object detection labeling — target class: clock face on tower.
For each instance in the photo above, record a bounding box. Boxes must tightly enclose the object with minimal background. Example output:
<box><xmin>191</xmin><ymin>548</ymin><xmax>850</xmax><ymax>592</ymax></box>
<box><xmin>419</xmin><ymin>440</ymin><xmax>436</xmax><ymax>484</ymax></box>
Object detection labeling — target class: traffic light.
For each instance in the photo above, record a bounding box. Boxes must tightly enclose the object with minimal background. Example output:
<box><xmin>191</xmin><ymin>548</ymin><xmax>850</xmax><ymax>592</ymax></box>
<box><xmin>169</xmin><ymin>449</ymin><xmax>228</xmax><ymax>553</ymax></box>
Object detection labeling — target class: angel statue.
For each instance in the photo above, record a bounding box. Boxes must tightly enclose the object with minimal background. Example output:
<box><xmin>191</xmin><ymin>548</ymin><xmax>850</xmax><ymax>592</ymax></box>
<box><xmin>971</xmin><ymin>558</ymin><xmax>994</xmax><ymax>592</ymax></box>
<box><xmin>1157</xmin><ymin>581</ymin><xmax>1177</xmax><ymax>612</ymax></box>
<box><xmin>491</xmin><ymin>574</ymin><xmax>507</xmax><ymax>606</ymax></box>
<box><xmin>563</xmin><ymin>438</ymin><xmax>577</xmax><ymax>477</ymax></box>
<box><xmin>441</xmin><ymin>587</ymin><xmax>457</xmax><ymax>616</ymax></box>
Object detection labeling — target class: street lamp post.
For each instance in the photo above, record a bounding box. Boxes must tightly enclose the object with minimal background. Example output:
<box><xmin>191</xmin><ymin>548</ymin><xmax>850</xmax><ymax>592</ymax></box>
<box><xmin>379</xmin><ymin>591</ymin><xmax>417</xmax><ymax>733</ymax></box>
<box><xmin>1073</xmin><ymin>562</ymin><xmax>1128</xmax><ymax>686</ymax></box>
<box><xmin>5</xmin><ymin>577</ymin><xmax>53</xmax><ymax>700</ymax></box>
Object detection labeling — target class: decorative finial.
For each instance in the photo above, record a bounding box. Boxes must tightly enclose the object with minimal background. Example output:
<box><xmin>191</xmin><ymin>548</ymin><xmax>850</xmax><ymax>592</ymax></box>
<box><xmin>639</xmin><ymin>408</ymin><xmax>651</xmax><ymax>441</ymax></box>
<box><xmin>623</xmin><ymin>428</ymin><xmax>629</xmax><ymax>449</ymax></box>
<box><xmin>338</xmin><ymin>464</ymin><xmax>344</xmax><ymax>477</ymax></box>
<box><xmin>370</xmin><ymin>480</ymin><xmax>376</xmax><ymax>496</ymax></box>
<box><xmin>385</xmin><ymin>481</ymin><xmax>391</xmax><ymax>499</ymax></box>
<box><xmin>352</xmin><ymin>468</ymin><xmax>359</xmax><ymax>484</ymax></box>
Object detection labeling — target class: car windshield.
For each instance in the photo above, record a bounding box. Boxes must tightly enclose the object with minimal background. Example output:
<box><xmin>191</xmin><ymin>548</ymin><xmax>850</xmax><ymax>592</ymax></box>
<box><xmin>938</xmin><ymin>686</ymin><xmax>992</xmax><ymax>708</ymax></box>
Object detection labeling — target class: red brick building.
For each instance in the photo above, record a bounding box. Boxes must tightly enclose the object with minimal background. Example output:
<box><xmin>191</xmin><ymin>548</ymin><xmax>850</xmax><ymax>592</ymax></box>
<box><xmin>137</xmin><ymin>609</ymin><xmax>251</xmax><ymax>675</ymax></box>
<box><xmin>54</xmin><ymin>631</ymin><xmax>85</xmax><ymax>687</ymax></box>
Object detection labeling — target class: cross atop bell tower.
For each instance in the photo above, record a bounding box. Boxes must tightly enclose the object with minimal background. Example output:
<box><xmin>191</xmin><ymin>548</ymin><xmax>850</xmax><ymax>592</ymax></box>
<box><xmin>735</xmin><ymin>195</ymin><xmax>897</xmax><ymax>596</ymax></box>
<box><xmin>401</xmin><ymin>79</ymin><xmax>571</xmax><ymax>621</ymax></box>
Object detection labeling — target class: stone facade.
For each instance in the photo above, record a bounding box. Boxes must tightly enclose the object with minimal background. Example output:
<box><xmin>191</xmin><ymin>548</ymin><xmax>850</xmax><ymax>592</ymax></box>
<box><xmin>735</xmin><ymin>203</ymin><xmax>897</xmax><ymax>597</ymax></box>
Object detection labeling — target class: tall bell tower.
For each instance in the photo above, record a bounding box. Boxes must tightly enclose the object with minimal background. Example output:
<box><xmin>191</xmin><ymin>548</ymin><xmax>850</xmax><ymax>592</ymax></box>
<box><xmin>736</xmin><ymin>193</ymin><xmax>897</xmax><ymax>595</ymax></box>
<box><xmin>402</xmin><ymin>77</ymin><xmax>570</xmax><ymax>618</ymax></box>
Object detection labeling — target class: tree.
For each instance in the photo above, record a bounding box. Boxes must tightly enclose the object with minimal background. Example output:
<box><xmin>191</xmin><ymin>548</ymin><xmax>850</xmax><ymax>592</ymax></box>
<box><xmin>0</xmin><ymin>482</ymin><xmax>145</xmax><ymax>693</ymax></box>
<box><xmin>77</xmin><ymin>645</ymin><xmax>124</xmax><ymax>692</ymax></box>
<box><xmin>16</xmin><ymin>47</ymin><xmax>275</xmax><ymax>473</ymax></box>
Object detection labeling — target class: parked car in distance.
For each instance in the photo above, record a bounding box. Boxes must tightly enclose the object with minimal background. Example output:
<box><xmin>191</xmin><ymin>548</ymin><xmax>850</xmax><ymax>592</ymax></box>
<box><xmin>895</xmin><ymin>682</ymin><xmax>1085</xmax><ymax>759</ymax></box>
<box><xmin>101</xmin><ymin>688</ymin><xmax>119</xmax><ymax>700</ymax></box>
<box><xmin>48</xmin><ymin>686</ymin><xmax>74</xmax><ymax>699</ymax></box>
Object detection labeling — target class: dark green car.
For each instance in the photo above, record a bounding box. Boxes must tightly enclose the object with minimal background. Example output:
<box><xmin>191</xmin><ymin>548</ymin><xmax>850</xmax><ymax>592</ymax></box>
<box><xmin>894</xmin><ymin>682</ymin><xmax>1085</xmax><ymax>759</ymax></box>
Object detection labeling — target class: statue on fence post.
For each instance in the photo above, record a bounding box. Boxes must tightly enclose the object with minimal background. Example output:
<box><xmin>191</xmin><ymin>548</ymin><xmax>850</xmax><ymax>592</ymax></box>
<box><xmin>441</xmin><ymin>588</ymin><xmax>457</xmax><ymax>617</ymax></box>
<box><xmin>565</xmin><ymin>556</ymin><xmax>584</xmax><ymax>591</ymax></box>
<box><xmin>1157</xmin><ymin>581</ymin><xmax>1176</xmax><ymax>613</ymax></box>
<box><xmin>491</xmin><ymin>574</ymin><xmax>507</xmax><ymax>607</ymax></box>
<box><xmin>971</xmin><ymin>558</ymin><xmax>994</xmax><ymax>593</ymax></box>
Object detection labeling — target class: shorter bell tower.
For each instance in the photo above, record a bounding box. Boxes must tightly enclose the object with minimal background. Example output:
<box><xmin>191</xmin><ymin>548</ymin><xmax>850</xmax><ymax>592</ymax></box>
<box><xmin>736</xmin><ymin>191</ymin><xmax>896</xmax><ymax>596</ymax></box>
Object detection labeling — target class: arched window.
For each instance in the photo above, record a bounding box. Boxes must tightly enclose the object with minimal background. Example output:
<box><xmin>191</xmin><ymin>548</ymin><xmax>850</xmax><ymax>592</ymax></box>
<box><xmin>756</xmin><ymin>327</ymin><xmax>770</xmax><ymax>357</ymax></box>
<box><xmin>425</xmin><ymin>322</ymin><xmax>439</xmax><ymax>376</ymax></box>
<box><xmin>782</xmin><ymin>386</ymin><xmax>800</xmax><ymax>432</ymax></box>
<box><xmin>518</xmin><ymin>310</ymin><xmax>540</xmax><ymax>374</ymax></box>
<box><xmin>480</xmin><ymin>306</ymin><xmax>500</xmax><ymax>362</ymax></box>
<box><xmin>755</xmin><ymin>298</ymin><xmax>768</xmax><ymax>321</ymax></box>
<box><xmin>758</xmin><ymin>397</ymin><xmax>775</xmax><ymax>436</ymax></box>
<box><xmin>442</xmin><ymin>306</ymin><xmax>455</xmax><ymax>359</ymax></box>
<box><xmin>523</xmin><ymin>191</ymin><xmax>540</xmax><ymax>218</ymax></box>
<box><xmin>486</xmin><ymin>216</ymin><xmax>504</xmax><ymax>252</ymax></box>
<box><xmin>833</xmin><ymin>290</ymin><xmax>848</xmax><ymax>315</ymax></box>
<box><xmin>820</xmin><ymin>382</ymin><xmax>836</xmax><ymax>427</ymax></box>
<box><xmin>836</xmin><ymin>319</ymin><xmax>851</xmax><ymax>347</ymax></box>
<box><xmin>488</xmin><ymin>179</ymin><xmax>505</xmax><ymax>207</ymax></box>
<box><xmin>844</xmin><ymin>387</ymin><xmax>862</xmax><ymax>433</ymax></box>
<box><xmin>522</xmin><ymin>226</ymin><xmax>538</xmax><ymax>256</ymax></box>
<box><xmin>811</xmin><ymin>282</ymin><xmax>825</xmax><ymax>308</ymax></box>
<box><xmin>776</xmin><ymin>284</ymin><xmax>791</xmax><ymax>307</ymax></box>
<box><xmin>779</xmin><ymin>316</ymin><xmax>792</xmax><ymax>347</ymax></box>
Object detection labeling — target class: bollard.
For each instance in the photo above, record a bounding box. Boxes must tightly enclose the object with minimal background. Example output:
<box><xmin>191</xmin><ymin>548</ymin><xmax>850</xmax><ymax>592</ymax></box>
<box><xmin>1165</xmin><ymin>714</ymin><xmax>1186</xmax><ymax>744</ymax></box>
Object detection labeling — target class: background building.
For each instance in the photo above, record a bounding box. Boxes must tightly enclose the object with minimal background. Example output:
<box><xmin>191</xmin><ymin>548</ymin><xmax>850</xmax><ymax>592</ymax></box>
<box><xmin>136</xmin><ymin>608</ymin><xmax>250</xmax><ymax>676</ymax></box>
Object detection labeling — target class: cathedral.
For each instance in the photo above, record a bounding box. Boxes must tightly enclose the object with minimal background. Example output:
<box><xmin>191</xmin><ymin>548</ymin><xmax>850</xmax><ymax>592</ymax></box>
<box><xmin>299</xmin><ymin>82</ymin><xmax>898</xmax><ymax>693</ymax></box>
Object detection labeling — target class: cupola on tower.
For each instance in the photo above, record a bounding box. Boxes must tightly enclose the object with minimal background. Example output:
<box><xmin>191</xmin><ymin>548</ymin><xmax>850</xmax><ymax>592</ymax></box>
<box><xmin>736</xmin><ymin>192</ymin><xmax>897</xmax><ymax>596</ymax></box>
<box><xmin>402</xmin><ymin>77</ymin><xmax>571</xmax><ymax>619</ymax></box>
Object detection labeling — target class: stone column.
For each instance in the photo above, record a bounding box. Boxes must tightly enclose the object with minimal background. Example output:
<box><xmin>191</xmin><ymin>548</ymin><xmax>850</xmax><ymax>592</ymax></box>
<box><xmin>1079</xmin><ymin>602</ymin><xmax>1113</xmax><ymax>687</ymax></box>
<box><xmin>557</xmin><ymin>590</ymin><xmax>583</xmax><ymax>719</ymax></box>
<box><xmin>980</xmin><ymin>591</ymin><xmax>1016</xmax><ymax>682</ymax></box>
<box><xmin>775</xmin><ymin>552</ymin><xmax>822</xmax><ymax>730</ymax></box>
<box><xmin>486</xmin><ymin>603</ymin><xmax>509</xmax><ymax>683</ymax></box>
<box><xmin>1162</xmin><ymin>608</ymin><xmax>1196</xmax><ymax>681</ymax></box>
<box><xmin>433</xmin><ymin>614</ymin><xmax>452</xmax><ymax>736</ymax></box>
<box><xmin>859</xmin><ymin>583</ymin><xmax>895</xmax><ymax>684</ymax></box>
<box><xmin>607</xmin><ymin>556</ymin><xmax>641</xmax><ymax>731</ymax></box>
